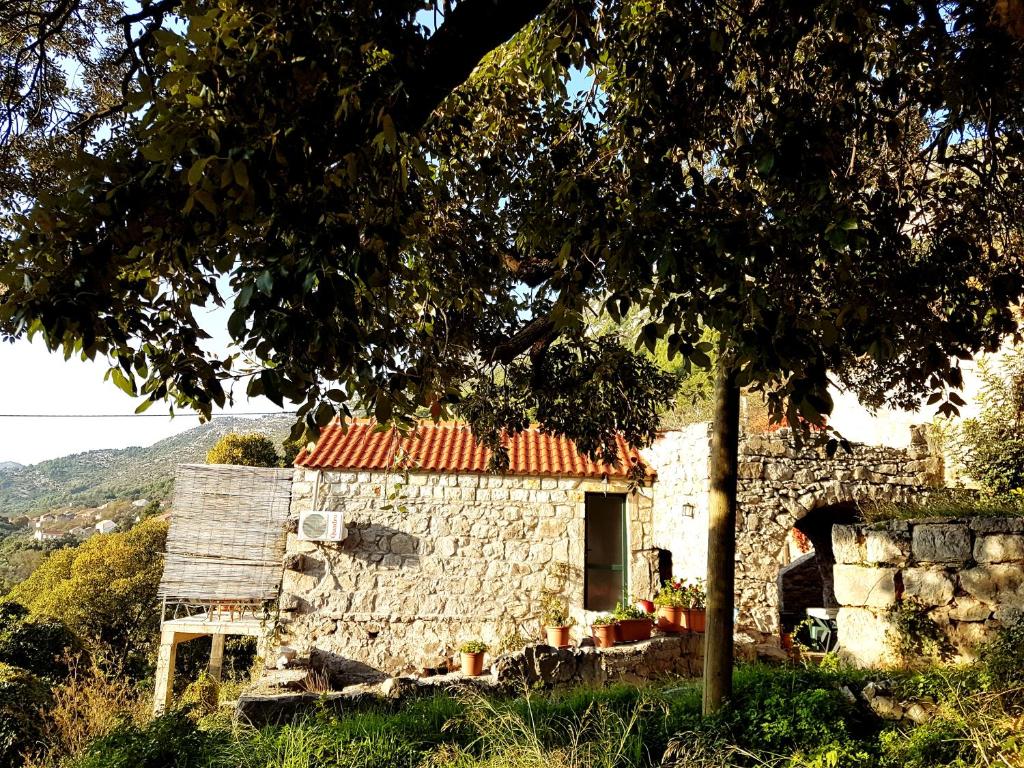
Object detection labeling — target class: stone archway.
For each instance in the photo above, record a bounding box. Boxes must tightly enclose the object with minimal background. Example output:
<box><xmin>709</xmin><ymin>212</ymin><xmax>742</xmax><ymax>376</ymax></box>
<box><xmin>777</xmin><ymin>502</ymin><xmax>860</xmax><ymax>633</ymax></box>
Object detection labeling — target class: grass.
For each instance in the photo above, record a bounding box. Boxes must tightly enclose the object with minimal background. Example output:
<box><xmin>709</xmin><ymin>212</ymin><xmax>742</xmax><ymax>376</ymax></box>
<box><xmin>48</xmin><ymin>652</ymin><xmax>1024</xmax><ymax>768</ymax></box>
<box><xmin>861</xmin><ymin>488</ymin><xmax>1024</xmax><ymax>523</ymax></box>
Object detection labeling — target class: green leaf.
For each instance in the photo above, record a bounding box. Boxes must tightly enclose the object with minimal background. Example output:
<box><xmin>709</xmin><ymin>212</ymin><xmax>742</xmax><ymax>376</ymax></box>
<box><xmin>111</xmin><ymin>368</ymin><xmax>135</xmax><ymax>396</ymax></box>
<box><xmin>187</xmin><ymin>157</ymin><xmax>210</xmax><ymax>185</ymax></box>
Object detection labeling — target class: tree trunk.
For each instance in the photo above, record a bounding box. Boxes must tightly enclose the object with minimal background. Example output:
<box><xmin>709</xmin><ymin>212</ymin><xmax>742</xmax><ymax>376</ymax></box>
<box><xmin>702</xmin><ymin>360</ymin><xmax>741</xmax><ymax>715</ymax></box>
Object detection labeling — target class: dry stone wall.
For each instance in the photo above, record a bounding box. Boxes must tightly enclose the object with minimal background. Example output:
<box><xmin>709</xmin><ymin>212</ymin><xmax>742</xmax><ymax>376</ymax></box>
<box><xmin>646</xmin><ymin>425</ymin><xmax>943</xmax><ymax>641</ymax></box>
<box><xmin>833</xmin><ymin>516</ymin><xmax>1024</xmax><ymax>666</ymax></box>
<box><xmin>279</xmin><ymin>469</ymin><xmax>656</xmax><ymax>682</ymax></box>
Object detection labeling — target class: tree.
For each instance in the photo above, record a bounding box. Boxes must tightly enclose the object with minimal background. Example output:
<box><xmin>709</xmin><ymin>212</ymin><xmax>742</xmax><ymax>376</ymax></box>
<box><xmin>958</xmin><ymin>346</ymin><xmax>1024</xmax><ymax>493</ymax></box>
<box><xmin>206</xmin><ymin>432</ymin><xmax>279</xmax><ymax>467</ymax></box>
<box><xmin>7</xmin><ymin>518</ymin><xmax>167</xmax><ymax>677</ymax></box>
<box><xmin>4</xmin><ymin>0</ymin><xmax>1024</xmax><ymax>712</ymax></box>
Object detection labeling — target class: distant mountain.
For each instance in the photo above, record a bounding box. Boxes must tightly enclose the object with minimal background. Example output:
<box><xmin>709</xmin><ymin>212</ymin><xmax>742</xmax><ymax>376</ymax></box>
<box><xmin>0</xmin><ymin>415</ymin><xmax>296</xmax><ymax>516</ymax></box>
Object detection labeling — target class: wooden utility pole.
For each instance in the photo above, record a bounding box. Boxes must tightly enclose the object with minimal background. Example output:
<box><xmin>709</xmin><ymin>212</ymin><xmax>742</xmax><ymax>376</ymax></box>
<box><xmin>702</xmin><ymin>359</ymin><xmax>741</xmax><ymax>715</ymax></box>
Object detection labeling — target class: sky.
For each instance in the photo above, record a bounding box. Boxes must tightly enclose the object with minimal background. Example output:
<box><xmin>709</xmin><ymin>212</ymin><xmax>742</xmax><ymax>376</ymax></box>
<box><xmin>0</xmin><ymin>300</ymin><xmax>288</xmax><ymax>466</ymax></box>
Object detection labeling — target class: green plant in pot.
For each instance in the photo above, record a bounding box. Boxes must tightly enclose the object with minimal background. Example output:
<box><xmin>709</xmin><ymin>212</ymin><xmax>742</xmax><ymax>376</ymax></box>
<box><xmin>653</xmin><ymin>579</ymin><xmax>690</xmax><ymax>633</ymax></box>
<box><xmin>686</xmin><ymin>579</ymin><xmax>707</xmax><ymax>633</ymax></box>
<box><xmin>540</xmin><ymin>590</ymin><xmax>576</xmax><ymax>648</ymax></box>
<box><xmin>459</xmin><ymin>640</ymin><xmax>488</xmax><ymax>676</ymax></box>
<box><xmin>591</xmin><ymin>613</ymin><xmax>617</xmax><ymax>648</ymax></box>
<box><xmin>613</xmin><ymin>601</ymin><xmax>654</xmax><ymax>642</ymax></box>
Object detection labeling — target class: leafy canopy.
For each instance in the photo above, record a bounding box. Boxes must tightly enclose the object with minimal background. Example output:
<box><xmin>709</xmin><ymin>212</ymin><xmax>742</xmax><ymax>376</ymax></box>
<box><xmin>1</xmin><ymin>0</ymin><xmax>1024</xmax><ymax>456</ymax></box>
<box><xmin>206</xmin><ymin>432</ymin><xmax>280</xmax><ymax>467</ymax></box>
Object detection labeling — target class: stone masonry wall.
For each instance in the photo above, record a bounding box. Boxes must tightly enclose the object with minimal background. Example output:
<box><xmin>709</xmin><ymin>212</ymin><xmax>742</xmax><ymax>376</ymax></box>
<box><xmin>646</xmin><ymin>425</ymin><xmax>943</xmax><ymax>642</ymax></box>
<box><xmin>279</xmin><ymin>469</ymin><xmax>656</xmax><ymax>682</ymax></box>
<box><xmin>833</xmin><ymin>516</ymin><xmax>1024</xmax><ymax>667</ymax></box>
<box><xmin>642</xmin><ymin>424</ymin><xmax>712</xmax><ymax>590</ymax></box>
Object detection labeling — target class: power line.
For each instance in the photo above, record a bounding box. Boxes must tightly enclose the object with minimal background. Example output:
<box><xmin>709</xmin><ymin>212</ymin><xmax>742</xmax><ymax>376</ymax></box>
<box><xmin>0</xmin><ymin>411</ymin><xmax>297</xmax><ymax>419</ymax></box>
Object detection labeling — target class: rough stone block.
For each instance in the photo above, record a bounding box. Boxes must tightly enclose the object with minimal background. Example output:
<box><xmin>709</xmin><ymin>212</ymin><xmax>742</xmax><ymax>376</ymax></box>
<box><xmin>973</xmin><ymin>534</ymin><xmax>1024</xmax><ymax>563</ymax></box>
<box><xmin>961</xmin><ymin>564</ymin><xmax>1024</xmax><ymax>602</ymax></box>
<box><xmin>833</xmin><ymin>525</ymin><xmax>864</xmax><ymax>564</ymax></box>
<box><xmin>948</xmin><ymin>598</ymin><xmax>992</xmax><ymax>622</ymax></box>
<box><xmin>865</xmin><ymin>529</ymin><xmax>911</xmax><ymax>565</ymax></box>
<box><xmin>902</xmin><ymin>568</ymin><xmax>954</xmax><ymax>605</ymax></box>
<box><xmin>836</xmin><ymin>607</ymin><xmax>896</xmax><ymax>667</ymax></box>
<box><xmin>833</xmin><ymin>564</ymin><xmax>898</xmax><ymax>607</ymax></box>
<box><xmin>912</xmin><ymin>523</ymin><xmax>971</xmax><ymax>563</ymax></box>
<box><xmin>969</xmin><ymin>516</ymin><xmax>1024</xmax><ymax>534</ymax></box>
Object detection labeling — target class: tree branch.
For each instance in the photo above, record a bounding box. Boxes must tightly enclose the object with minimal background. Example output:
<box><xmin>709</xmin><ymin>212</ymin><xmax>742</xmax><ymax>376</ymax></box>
<box><xmin>400</xmin><ymin>0</ymin><xmax>554</xmax><ymax>131</ymax></box>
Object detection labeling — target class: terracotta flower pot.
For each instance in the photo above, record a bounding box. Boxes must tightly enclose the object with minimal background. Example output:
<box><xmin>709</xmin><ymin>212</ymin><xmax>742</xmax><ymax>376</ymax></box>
<box><xmin>637</xmin><ymin>599</ymin><xmax>655</xmax><ymax>614</ymax></box>
<box><xmin>461</xmin><ymin>651</ymin><xmax>485</xmax><ymax>676</ymax></box>
<box><xmin>616</xmin><ymin>618</ymin><xmax>654</xmax><ymax>643</ymax></box>
<box><xmin>592</xmin><ymin>624</ymin><xmax>616</xmax><ymax>648</ymax></box>
<box><xmin>657</xmin><ymin>605</ymin><xmax>687</xmax><ymax>633</ymax></box>
<box><xmin>546</xmin><ymin>625</ymin><xmax>572</xmax><ymax>648</ymax></box>
<box><xmin>689</xmin><ymin>608</ymin><xmax>706</xmax><ymax>633</ymax></box>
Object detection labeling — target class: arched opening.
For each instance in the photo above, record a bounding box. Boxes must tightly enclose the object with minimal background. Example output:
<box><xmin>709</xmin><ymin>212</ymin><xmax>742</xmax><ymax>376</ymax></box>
<box><xmin>777</xmin><ymin>502</ymin><xmax>860</xmax><ymax>645</ymax></box>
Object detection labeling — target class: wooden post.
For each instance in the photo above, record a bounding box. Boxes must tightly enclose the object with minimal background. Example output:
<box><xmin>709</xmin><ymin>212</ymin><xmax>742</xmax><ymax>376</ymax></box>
<box><xmin>702</xmin><ymin>360</ymin><xmax>741</xmax><ymax>715</ymax></box>
<box><xmin>209</xmin><ymin>634</ymin><xmax>226</xmax><ymax>681</ymax></box>
<box><xmin>153</xmin><ymin>629</ymin><xmax>179</xmax><ymax>716</ymax></box>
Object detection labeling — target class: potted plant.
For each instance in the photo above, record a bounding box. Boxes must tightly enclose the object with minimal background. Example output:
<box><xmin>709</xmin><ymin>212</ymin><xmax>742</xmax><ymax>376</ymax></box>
<box><xmin>636</xmin><ymin>598</ymin><xmax>655</xmax><ymax>614</ymax></box>
<box><xmin>686</xmin><ymin>579</ymin><xmax>707</xmax><ymax>633</ymax></box>
<box><xmin>613</xmin><ymin>601</ymin><xmax>654</xmax><ymax>642</ymax></box>
<box><xmin>540</xmin><ymin>591</ymin><xmax>576</xmax><ymax>648</ymax></box>
<box><xmin>653</xmin><ymin>579</ymin><xmax>689</xmax><ymax>633</ymax></box>
<box><xmin>459</xmin><ymin>640</ymin><xmax>488</xmax><ymax>676</ymax></box>
<box><xmin>591</xmin><ymin>614</ymin><xmax>617</xmax><ymax>648</ymax></box>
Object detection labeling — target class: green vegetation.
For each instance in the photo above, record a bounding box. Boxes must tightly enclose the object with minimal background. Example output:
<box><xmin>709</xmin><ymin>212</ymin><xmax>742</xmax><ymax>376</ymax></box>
<box><xmin>205</xmin><ymin>432</ymin><xmax>281</xmax><ymax>467</ymax></box>
<box><xmin>0</xmin><ymin>662</ymin><xmax>51</xmax><ymax>768</ymax></box>
<box><xmin>7</xmin><ymin>518</ymin><xmax>167</xmax><ymax>677</ymax></box>
<box><xmin>862</xmin><ymin>489</ymin><xmax>1024</xmax><ymax>523</ymax></box>
<box><xmin>28</xmin><ymin>646</ymin><xmax>1021</xmax><ymax>768</ymax></box>
<box><xmin>958</xmin><ymin>348</ymin><xmax>1024</xmax><ymax>494</ymax></box>
<box><xmin>458</xmin><ymin>641</ymin><xmax>488</xmax><ymax>655</ymax></box>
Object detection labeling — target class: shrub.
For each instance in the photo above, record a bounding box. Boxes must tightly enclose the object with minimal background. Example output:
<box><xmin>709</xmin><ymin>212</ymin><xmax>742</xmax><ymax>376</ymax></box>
<box><xmin>979</xmin><ymin>618</ymin><xmax>1024</xmax><ymax>693</ymax></box>
<box><xmin>0</xmin><ymin>601</ymin><xmax>83</xmax><ymax>682</ymax></box>
<box><xmin>206</xmin><ymin>433</ymin><xmax>280</xmax><ymax>467</ymax></box>
<box><xmin>887</xmin><ymin>600</ymin><xmax>956</xmax><ymax>664</ymax></box>
<box><xmin>7</xmin><ymin>518</ymin><xmax>168</xmax><ymax>678</ymax></box>
<box><xmin>0</xmin><ymin>662</ymin><xmax>51</xmax><ymax>768</ymax></box>
<box><xmin>38</xmin><ymin>661</ymin><xmax>147</xmax><ymax>766</ymax></box>
<box><xmin>70</xmin><ymin>711</ymin><xmax>219</xmax><ymax>768</ymax></box>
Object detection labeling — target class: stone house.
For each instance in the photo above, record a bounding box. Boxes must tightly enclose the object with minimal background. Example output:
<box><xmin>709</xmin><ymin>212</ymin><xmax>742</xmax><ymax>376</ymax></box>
<box><xmin>278</xmin><ymin>418</ymin><xmax>942</xmax><ymax>681</ymax></box>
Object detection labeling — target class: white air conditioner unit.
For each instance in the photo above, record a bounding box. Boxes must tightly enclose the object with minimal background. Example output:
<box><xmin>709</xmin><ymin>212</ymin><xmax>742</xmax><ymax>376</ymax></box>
<box><xmin>298</xmin><ymin>510</ymin><xmax>347</xmax><ymax>542</ymax></box>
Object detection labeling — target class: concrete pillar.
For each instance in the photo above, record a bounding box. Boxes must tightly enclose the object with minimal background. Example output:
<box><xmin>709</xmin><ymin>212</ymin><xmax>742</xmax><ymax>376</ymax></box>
<box><xmin>209</xmin><ymin>634</ymin><xmax>226</xmax><ymax>681</ymax></box>
<box><xmin>152</xmin><ymin>630</ymin><xmax>179</xmax><ymax>715</ymax></box>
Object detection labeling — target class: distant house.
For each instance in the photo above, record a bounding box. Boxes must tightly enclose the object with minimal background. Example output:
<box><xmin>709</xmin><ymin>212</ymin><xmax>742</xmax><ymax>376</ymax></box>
<box><xmin>95</xmin><ymin>519</ymin><xmax>117</xmax><ymax>535</ymax></box>
<box><xmin>69</xmin><ymin>526</ymin><xmax>93</xmax><ymax>538</ymax></box>
<box><xmin>33</xmin><ymin>529</ymin><xmax>63</xmax><ymax>542</ymax></box>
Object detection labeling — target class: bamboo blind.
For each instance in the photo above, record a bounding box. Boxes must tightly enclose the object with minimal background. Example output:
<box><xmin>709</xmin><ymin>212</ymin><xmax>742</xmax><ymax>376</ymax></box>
<box><xmin>158</xmin><ymin>464</ymin><xmax>295</xmax><ymax>603</ymax></box>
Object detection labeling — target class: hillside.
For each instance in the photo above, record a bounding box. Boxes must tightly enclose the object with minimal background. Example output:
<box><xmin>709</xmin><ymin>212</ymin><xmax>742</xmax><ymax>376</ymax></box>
<box><xmin>0</xmin><ymin>414</ymin><xmax>295</xmax><ymax>515</ymax></box>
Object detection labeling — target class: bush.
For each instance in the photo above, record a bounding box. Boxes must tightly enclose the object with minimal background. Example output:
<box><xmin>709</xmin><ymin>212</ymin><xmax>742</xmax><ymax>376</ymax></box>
<box><xmin>979</xmin><ymin>618</ymin><xmax>1024</xmax><ymax>692</ymax></box>
<box><xmin>0</xmin><ymin>662</ymin><xmax>51</xmax><ymax>768</ymax></box>
<box><xmin>0</xmin><ymin>601</ymin><xmax>82</xmax><ymax>682</ymax></box>
<box><xmin>38</xmin><ymin>661</ymin><xmax>147</xmax><ymax>766</ymax></box>
<box><xmin>206</xmin><ymin>433</ymin><xmax>280</xmax><ymax>467</ymax></box>
<box><xmin>70</xmin><ymin>711</ymin><xmax>220</xmax><ymax>768</ymax></box>
<box><xmin>6</xmin><ymin>518</ymin><xmax>167</xmax><ymax>678</ymax></box>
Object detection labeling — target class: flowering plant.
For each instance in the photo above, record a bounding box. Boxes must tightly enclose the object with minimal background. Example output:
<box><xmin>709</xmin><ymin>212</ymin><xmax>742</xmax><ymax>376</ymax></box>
<box><xmin>686</xmin><ymin>578</ymin><xmax>707</xmax><ymax>609</ymax></box>
<box><xmin>653</xmin><ymin>579</ymin><xmax>688</xmax><ymax>608</ymax></box>
<box><xmin>591</xmin><ymin>613</ymin><xmax>617</xmax><ymax>626</ymax></box>
<box><xmin>612</xmin><ymin>602</ymin><xmax>652</xmax><ymax>621</ymax></box>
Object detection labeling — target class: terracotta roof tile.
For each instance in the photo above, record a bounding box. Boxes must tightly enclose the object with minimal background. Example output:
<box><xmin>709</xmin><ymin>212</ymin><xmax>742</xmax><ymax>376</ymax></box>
<box><xmin>295</xmin><ymin>420</ymin><xmax>650</xmax><ymax>479</ymax></box>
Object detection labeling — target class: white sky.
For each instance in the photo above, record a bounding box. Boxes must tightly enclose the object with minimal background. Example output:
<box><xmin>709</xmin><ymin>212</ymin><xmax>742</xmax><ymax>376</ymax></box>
<box><xmin>0</xmin><ymin>301</ymin><xmax>288</xmax><ymax>465</ymax></box>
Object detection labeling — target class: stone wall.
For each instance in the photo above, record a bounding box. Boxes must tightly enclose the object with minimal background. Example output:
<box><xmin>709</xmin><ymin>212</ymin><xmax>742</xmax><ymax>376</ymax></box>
<box><xmin>642</xmin><ymin>424</ymin><xmax>712</xmax><ymax>589</ymax></box>
<box><xmin>833</xmin><ymin>516</ymin><xmax>1024</xmax><ymax>666</ymax></box>
<box><xmin>279</xmin><ymin>469</ymin><xmax>656</xmax><ymax>681</ymax></box>
<box><xmin>646</xmin><ymin>425</ymin><xmax>943</xmax><ymax>641</ymax></box>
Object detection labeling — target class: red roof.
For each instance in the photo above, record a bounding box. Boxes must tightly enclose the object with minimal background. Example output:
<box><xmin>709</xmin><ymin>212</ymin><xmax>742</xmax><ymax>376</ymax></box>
<box><xmin>295</xmin><ymin>420</ymin><xmax>649</xmax><ymax>479</ymax></box>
